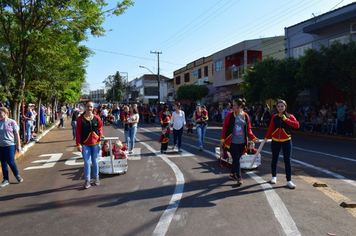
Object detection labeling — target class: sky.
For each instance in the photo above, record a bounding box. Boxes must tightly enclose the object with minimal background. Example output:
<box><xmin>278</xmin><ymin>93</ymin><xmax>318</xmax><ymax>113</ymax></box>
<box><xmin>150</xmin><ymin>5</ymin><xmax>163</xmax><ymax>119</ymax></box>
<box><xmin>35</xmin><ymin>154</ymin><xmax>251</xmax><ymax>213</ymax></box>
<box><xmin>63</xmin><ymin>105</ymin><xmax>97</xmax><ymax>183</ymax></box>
<box><xmin>83</xmin><ymin>0</ymin><xmax>356</xmax><ymax>91</ymax></box>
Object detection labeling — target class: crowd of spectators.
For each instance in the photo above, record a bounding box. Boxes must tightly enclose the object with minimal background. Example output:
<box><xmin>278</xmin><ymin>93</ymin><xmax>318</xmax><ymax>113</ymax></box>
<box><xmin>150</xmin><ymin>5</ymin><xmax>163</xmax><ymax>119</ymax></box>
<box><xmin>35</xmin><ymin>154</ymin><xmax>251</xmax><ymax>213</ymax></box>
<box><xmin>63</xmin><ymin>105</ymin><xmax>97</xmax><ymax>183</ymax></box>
<box><xmin>3</xmin><ymin>99</ymin><xmax>354</xmax><ymax>145</ymax></box>
<box><xmin>211</xmin><ymin>100</ymin><xmax>355</xmax><ymax>137</ymax></box>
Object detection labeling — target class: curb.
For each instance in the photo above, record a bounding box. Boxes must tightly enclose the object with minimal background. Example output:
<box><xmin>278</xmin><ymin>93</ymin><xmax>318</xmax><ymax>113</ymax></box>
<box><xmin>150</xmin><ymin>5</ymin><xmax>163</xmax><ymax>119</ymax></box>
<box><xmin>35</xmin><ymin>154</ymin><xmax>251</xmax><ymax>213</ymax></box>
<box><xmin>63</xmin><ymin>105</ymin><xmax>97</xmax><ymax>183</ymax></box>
<box><xmin>14</xmin><ymin>121</ymin><xmax>61</xmax><ymax>160</ymax></box>
<box><xmin>0</xmin><ymin>121</ymin><xmax>60</xmax><ymax>176</ymax></box>
<box><xmin>208</xmin><ymin>121</ymin><xmax>356</xmax><ymax>141</ymax></box>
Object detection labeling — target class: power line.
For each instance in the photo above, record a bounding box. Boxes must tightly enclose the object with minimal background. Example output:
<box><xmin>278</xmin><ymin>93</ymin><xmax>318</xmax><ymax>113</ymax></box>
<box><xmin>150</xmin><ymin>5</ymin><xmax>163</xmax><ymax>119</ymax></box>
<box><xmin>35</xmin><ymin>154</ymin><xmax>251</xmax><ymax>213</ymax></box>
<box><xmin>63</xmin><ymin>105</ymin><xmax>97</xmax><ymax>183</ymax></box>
<box><xmin>88</xmin><ymin>47</ymin><xmax>183</xmax><ymax>66</ymax></box>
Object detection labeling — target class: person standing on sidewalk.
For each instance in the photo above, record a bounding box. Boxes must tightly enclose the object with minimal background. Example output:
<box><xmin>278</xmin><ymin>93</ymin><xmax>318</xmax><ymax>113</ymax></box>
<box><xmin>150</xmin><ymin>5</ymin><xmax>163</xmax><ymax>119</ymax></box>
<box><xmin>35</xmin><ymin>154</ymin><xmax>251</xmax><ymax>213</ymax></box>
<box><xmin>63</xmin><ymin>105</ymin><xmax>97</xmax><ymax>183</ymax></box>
<box><xmin>76</xmin><ymin>102</ymin><xmax>104</xmax><ymax>189</ymax></box>
<box><xmin>71</xmin><ymin>108</ymin><xmax>80</xmax><ymax>140</ymax></box>
<box><xmin>220</xmin><ymin>98</ymin><xmax>258</xmax><ymax>186</ymax></box>
<box><xmin>265</xmin><ymin>100</ymin><xmax>299</xmax><ymax>189</ymax></box>
<box><xmin>57</xmin><ymin>106</ymin><xmax>66</xmax><ymax>129</ymax></box>
<box><xmin>0</xmin><ymin>107</ymin><xmax>23</xmax><ymax>187</ymax></box>
<box><xmin>170</xmin><ymin>102</ymin><xmax>186</xmax><ymax>153</ymax></box>
<box><xmin>22</xmin><ymin>105</ymin><xmax>33</xmax><ymax>144</ymax></box>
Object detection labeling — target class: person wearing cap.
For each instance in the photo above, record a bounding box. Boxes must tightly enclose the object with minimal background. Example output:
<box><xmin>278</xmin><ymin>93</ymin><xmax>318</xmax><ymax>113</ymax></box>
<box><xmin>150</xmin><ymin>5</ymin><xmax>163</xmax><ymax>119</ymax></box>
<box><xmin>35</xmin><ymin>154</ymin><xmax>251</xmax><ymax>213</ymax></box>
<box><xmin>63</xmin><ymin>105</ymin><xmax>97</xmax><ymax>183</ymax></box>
<box><xmin>0</xmin><ymin>107</ymin><xmax>23</xmax><ymax>187</ymax></box>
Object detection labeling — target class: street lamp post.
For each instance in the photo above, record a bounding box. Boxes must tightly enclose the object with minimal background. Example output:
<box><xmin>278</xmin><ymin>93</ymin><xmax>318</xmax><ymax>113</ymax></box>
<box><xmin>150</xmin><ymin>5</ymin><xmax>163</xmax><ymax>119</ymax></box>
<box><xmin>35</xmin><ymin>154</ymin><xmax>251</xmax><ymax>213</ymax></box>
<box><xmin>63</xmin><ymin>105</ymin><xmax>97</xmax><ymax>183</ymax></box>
<box><xmin>150</xmin><ymin>51</ymin><xmax>162</xmax><ymax>110</ymax></box>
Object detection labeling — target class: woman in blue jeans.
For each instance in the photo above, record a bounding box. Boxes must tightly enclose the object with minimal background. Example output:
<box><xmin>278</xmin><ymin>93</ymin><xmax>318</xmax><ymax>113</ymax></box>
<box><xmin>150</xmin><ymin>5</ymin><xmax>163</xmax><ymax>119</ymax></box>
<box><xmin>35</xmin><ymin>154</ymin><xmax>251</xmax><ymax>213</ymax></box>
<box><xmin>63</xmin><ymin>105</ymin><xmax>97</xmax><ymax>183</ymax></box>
<box><xmin>170</xmin><ymin>102</ymin><xmax>186</xmax><ymax>152</ymax></box>
<box><xmin>193</xmin><ymin>104</ymin><xmax>209</xmax><ymax>151</ymax></box>
<box><xmin>76</xmin><ymin>102</ymin><xmax>104</xmax><ymax>189</ymax></box>
<box><xmin>124</xmin><ymin>106</ymin><xmax>139</xmax><ymax>154</ymax></box>
<box><xmin>0</xmin><ymin>107</ymin><xmax>23</xmax><ymax>187</ymax></box>
<box><xmin>22</xmin><ymin>105</ymin><xmax>33</xmax><ymax>144</ymax></box>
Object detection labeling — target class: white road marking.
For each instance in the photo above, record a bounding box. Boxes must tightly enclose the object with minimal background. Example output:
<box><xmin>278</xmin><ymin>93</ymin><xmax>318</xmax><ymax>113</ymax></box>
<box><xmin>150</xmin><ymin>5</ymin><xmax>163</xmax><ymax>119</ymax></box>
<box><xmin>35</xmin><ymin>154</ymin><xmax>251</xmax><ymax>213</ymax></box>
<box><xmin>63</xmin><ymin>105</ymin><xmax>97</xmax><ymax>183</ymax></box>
<box><xmin>203</xmin><ymin>136</ymin><xmax>356</xmax><ymax>187</ymax></box>
<box><xmin>127</xmin><ymin>148</ymin><xmax>141</xmax><ymax>160</ymax></box>
<box><xmin>24</xmin><ymin>153</ymin><xmax>63</xmax><ymax>170</ymax></box>
<box><xmin>247</xmin><ymin>171</ymin><xmax>301</xmax><ymax>236</ymax></box>
<box><xmin>137</xmin><ymin>126</ymin><xmax>302</xmax><ymax>235</ymax></box>
<box><xmin>261</xmin><ymin>150</ymin><xmax>356</xmax><ymax>187</ymax></box>
<box><xmin>115</xmin><ymin>126</ymin><xmax>185</xmax><ymax>236</ymax></box>
<box><xmin>293</xmin><ymin>147</ymin><xmax>356</xmax><ymax>163</ymax></box>
<box><xmin>65</xmin><ymin>152</ymin><xmax>84</xmax><ymax>165</ymax></box>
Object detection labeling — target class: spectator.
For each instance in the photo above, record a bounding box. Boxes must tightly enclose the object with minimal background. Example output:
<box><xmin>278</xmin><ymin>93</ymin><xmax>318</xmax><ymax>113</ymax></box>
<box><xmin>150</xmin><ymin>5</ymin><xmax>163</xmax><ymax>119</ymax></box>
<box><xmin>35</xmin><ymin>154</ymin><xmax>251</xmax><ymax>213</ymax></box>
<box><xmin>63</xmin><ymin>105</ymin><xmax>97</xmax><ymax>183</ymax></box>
<box><xmin>22</xmin><ymin>105</ymin><xmax>33</xmax><ymax>144</ymax></box>
<box><xmin>325</xmin><ymin>112</ymin><xmax>336</xmax><ymax>135</ymax></box>
<box><xmin>345</xmin><ymin>104</ymin><xmax>353</xmax><ymax>135</ymax></box>
<box><xmin>336</xmin><ymin>102</ymin><xmax>346</xmax><ymax>135</ymax></box>
<box><xmin>221</xmin><ymin>103</ymin><xmax>231</xmax><ymax>122</ymax></box>
<box><xmin>298</xmin><ymin>112</ymin><xmax>306</xmax><ymax>131</ymax></box>
<box><xmin>314</xmin><ymin>112</ymin><xmax>324</xmax><ymax>133</ymax></box>
<box><xmin>0</xmin><ymin>107</ymin><xmax>23</xmax><ymax>187</ymax></box>
<box><xmin>39</xmin><ymin>104</ymin><xmax>46</xmax><ymax>133</ymax></box>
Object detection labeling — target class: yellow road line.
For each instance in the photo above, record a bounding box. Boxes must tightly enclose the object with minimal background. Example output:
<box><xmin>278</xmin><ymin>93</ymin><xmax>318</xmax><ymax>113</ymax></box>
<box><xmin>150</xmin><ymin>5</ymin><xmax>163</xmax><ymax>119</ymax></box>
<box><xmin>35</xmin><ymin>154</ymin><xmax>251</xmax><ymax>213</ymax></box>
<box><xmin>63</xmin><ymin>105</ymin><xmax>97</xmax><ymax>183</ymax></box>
<box><xmin>297</xmin><ymin>173</ymin><xmax>356</xmax><ymax>217</ymax></box>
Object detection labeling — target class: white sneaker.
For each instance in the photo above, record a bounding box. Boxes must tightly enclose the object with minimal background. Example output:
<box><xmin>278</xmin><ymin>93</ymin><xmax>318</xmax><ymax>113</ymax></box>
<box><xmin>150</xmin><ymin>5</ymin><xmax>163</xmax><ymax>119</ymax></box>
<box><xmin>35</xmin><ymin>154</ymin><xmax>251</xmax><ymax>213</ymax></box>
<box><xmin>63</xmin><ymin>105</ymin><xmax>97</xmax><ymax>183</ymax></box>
<box><xmin>270</xmin><ymin>177</ymin><xmax>277</xmax><ymax>184</ymax></box>
<box><xmin>287</xmin><ymin>181</ymin><xmax>296</xmax><ymax>189</ymax></box>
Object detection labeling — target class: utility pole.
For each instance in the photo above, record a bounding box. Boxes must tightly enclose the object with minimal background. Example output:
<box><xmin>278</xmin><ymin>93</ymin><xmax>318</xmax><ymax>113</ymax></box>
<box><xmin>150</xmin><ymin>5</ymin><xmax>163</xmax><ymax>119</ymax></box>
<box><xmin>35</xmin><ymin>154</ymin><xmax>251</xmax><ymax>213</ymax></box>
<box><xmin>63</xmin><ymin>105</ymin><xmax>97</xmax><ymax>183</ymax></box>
<box><xmin>150</xmin><ymin>51</ymin><xmax>162</xmax><ymax>110</ymax></box>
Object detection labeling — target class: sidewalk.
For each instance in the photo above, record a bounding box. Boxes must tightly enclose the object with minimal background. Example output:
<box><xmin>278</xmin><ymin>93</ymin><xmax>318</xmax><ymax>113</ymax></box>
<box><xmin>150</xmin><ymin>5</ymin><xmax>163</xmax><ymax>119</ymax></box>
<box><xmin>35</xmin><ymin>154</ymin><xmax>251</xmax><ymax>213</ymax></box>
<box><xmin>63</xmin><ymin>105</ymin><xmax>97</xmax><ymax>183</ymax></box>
<box><xmin>208</xmin><ymin>120</ymin><xmax>356</xmax><ymax>141</ymax></box>
<box><xmin>14</xmin><ymin>120</ymin><xmax>61</xmax><ymax>160</ymax></box>
<box><xmin>0</xmin><ymin>120</ymin><xmax>65</xmax><ymax>176</ymax></box>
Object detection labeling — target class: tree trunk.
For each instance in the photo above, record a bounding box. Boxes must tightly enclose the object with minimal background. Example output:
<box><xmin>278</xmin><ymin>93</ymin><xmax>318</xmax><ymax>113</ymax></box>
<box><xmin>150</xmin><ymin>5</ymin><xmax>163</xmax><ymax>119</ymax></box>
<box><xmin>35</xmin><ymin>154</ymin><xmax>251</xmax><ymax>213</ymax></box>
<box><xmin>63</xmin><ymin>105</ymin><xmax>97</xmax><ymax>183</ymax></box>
<box><xmin>37</xmin><ymin>93</ymin><xmax>42</xmax><ymax>132</ymax></box>
<box><xmin>52</xmin><ymin>93</ymin><xmax>58</xmax><ymax>123</ymax></box>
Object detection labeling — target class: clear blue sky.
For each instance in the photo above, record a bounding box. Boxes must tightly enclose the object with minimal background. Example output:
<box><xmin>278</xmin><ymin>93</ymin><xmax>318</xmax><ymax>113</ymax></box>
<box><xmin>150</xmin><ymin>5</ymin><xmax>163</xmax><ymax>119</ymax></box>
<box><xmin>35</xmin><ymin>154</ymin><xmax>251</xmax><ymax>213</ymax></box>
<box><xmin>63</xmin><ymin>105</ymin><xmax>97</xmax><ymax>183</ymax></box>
<box><xmin>83</xmin><ymin>0</ymin><xmax>355</xmax><ymax>91</ymax></box>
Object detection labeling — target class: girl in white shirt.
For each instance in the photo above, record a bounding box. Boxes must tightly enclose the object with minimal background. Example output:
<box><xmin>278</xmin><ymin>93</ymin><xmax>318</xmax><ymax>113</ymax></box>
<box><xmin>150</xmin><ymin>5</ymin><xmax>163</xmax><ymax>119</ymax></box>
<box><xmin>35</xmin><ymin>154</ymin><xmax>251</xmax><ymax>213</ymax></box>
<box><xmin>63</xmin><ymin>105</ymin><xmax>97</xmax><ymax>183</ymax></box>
<box><xmin>170</xmin><ymin>102</ymin><xmax>186</xmax><ymax>152</ymax></box>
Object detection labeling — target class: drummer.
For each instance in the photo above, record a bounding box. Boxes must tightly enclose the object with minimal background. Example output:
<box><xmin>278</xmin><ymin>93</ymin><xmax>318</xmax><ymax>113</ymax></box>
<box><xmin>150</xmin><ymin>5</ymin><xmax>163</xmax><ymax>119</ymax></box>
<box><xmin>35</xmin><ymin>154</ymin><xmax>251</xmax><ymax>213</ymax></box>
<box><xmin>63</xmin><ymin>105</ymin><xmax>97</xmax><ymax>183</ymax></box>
<box><xmin>220</xmin><ymin>98</ymin><xmax>259</xmax><ymax>186</ymax></box>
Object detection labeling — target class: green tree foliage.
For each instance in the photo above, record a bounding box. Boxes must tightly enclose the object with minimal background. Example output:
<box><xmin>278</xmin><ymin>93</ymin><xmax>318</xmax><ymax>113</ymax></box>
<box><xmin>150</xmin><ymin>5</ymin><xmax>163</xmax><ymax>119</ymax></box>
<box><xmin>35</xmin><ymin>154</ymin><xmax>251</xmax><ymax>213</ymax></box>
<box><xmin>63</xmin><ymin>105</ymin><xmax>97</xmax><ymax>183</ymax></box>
<box><xmin>242</xmin><ymin>57</ymin><xmax>302</xmax><ymax>112</ymax></box>
<box><xmin>299</xmin><ymin>40</ymin><xmax>356</xmax><ymax>108</ymax></box>
<box><xmin>0</xmin><ymin>0</ymin><xmax>133</xmax><ymax>124</ymax></box>
<box><xmin>177</xmin><ymin>84</ymin><xmax>209</xmax><ymax>102</ymax></box>
<box><xmin>103</xmin><ymin>71</ymin><xmax>126</xmax><ymax>102</ymax></box>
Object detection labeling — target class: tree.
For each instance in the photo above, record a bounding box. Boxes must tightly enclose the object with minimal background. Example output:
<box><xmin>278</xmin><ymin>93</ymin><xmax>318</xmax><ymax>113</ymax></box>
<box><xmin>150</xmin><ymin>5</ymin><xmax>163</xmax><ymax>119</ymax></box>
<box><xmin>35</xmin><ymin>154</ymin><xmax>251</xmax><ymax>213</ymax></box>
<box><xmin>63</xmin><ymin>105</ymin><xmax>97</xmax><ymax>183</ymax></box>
<box><xmin>0</xmin><ymin>0</ymin><xmax>134</xmax><ymax>124</ymax></box>
<box><xmin>103</xmin><ymin>71</ymin><xmax>126</xmax><ymax>102</ymax></box>
<box><xmin>299</xmin><ymin>40</ymin><xmax>356</xmax><ymax>108</ymax></box>
<box><xmin>177</xmin><ymin>84</ymin><xmax>209</xmax><ymax>102</ymax></box>
<box><xmin>242</xmin><ymin>57</ymin><xmax>302</xmax><ymax>112</ymax></box>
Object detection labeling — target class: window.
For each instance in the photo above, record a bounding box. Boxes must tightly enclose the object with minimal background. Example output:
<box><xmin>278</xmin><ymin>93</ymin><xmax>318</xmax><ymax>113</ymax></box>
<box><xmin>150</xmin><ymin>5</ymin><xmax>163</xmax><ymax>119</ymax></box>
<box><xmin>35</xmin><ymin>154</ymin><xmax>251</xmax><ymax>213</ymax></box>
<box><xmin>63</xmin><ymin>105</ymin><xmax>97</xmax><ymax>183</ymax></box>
<box><xmin>215</xmin><ymin>60</ymin><xmax>222</xmax><ymax>71</ymax></box>
<box><xmin>204</xmin><ymin>66</ymin><xmax>208</xmax><ymax>76</ymax></box>
<box><xmin>293</xmin><ymin>43</ymin><xmax>312</xmax><ymax>58</ymax></box>
<box><xmin>175</xmin><ymin>76</ymin><xmax>181</xmax><ymax>85</ymax></box>
<box><xmin>198</xmin><ymin>68</ymin><xmax>202</xmax><ymax>79</ymax></box>
<box><xmin>250</xmin><ymin>55</ymin><xmax>258</xmax><ymax>64</ymax></box>
<box><xmin>184</xmin><ymin>73</ymin><xmax>190</xmax><ymax>82</ymax></box>
<box><xmin>144</xmin><ymin>87</ymin><xmax>158</xmax><ymax>96</ymax></box>
<box><xmin>329</xmin><ymin>35</ymin><xmax>349</xmax><ymax>45</ymax></box>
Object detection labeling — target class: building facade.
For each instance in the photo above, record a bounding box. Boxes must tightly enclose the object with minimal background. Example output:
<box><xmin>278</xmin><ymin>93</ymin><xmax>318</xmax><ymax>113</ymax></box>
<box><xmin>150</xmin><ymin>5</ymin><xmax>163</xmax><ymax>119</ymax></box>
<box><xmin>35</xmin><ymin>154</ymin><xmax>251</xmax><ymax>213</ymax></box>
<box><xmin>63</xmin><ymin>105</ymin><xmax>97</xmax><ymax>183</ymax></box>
<box><xmin>285</xmin><ymin>2</ymin><xmax>356</xmax><ymax>103</ymax></box>
<box><xmin>90</xmin><ymin>89</ymin><xmax>107</xmax><ymax>104</ymax></box>
<box><xmin>212</xmin><ymin>37</ymin><xmax>284</xmax><ymax>100</ymax></box>
<box><xmin>173</xmin><ymin>56</ymin><xmax>214</xmax><ymax>104</ymax></box>
<box><xmin>126</xmin><ymin>74</ymin><xmax>171</xmax><ymax>104</ymax></box>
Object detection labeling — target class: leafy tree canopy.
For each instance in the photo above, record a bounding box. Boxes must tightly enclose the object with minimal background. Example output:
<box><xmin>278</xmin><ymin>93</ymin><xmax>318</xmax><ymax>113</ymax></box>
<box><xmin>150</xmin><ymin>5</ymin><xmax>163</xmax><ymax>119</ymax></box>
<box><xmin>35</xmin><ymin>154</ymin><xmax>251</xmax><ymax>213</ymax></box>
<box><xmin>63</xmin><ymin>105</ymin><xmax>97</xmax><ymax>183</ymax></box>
<box><xmin>177</xmin><ymin>84</ymin><xmax>209</xmax><ymax>102</ymax></box>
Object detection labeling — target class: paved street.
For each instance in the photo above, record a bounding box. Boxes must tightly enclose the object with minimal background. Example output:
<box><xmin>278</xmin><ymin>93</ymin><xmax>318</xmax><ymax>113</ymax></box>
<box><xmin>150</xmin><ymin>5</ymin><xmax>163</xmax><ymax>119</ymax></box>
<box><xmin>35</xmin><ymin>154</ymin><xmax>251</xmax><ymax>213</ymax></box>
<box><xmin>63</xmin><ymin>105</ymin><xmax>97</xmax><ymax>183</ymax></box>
<box><xmin>0</xmin><ymin>119</ymin><xmax>355</xmax><ymax>236</ymax></box>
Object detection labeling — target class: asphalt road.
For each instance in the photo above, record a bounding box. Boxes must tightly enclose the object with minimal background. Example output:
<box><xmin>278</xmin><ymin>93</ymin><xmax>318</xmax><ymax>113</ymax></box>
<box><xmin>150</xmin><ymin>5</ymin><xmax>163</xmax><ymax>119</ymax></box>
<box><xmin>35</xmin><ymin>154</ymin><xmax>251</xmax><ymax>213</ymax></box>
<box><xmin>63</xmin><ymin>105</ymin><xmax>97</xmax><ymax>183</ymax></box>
<box><xmin>0</xmin><ymin>119</ymin><xmax>355</xmax><ymax>236</ymax></box>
